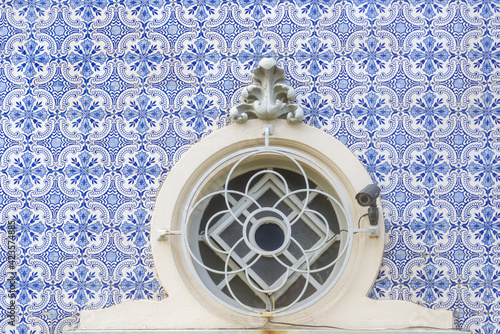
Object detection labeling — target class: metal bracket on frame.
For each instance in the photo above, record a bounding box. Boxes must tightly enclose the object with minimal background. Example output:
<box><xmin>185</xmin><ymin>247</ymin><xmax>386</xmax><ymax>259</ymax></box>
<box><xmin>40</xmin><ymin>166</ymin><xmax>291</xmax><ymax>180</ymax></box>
<box><xmin>353</xmin><ymin>226</ymin><xmax>379</xmax><ymax>238</ymax></box>
<box><xmin>157</xmin><ymin>229</ymin><xmax>181</xmax><ymax>240</ymax></box>
<box><xmin>263</xmin><ymin>124</ymin><xmax>273</xmax><ymax>146</ymax></box>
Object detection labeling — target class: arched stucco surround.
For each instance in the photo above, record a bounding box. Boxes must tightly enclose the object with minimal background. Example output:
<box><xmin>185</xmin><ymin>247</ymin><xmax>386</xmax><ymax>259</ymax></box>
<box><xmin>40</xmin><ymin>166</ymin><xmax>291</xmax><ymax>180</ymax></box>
<box><xmin>77</xmin><ymin>120</ymin><xmax>453</xmax><ymax>330</ymax></box>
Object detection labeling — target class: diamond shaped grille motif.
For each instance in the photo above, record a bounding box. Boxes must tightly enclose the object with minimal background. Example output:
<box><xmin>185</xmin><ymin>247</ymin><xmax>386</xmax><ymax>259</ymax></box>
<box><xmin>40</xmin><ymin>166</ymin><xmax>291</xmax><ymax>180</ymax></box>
<box><xmin>184</xmin><ymin>147</ymin><xmax>352</xmax><ymax>316</ymax></box>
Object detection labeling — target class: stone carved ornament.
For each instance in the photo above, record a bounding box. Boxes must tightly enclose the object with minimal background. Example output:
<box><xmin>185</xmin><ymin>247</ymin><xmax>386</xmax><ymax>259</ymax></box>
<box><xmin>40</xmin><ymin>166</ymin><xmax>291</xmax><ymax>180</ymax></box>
<box><xmin>230</xmin><ymin>58</ymin><xmax>304</xmax><ymax>123</ymax></box>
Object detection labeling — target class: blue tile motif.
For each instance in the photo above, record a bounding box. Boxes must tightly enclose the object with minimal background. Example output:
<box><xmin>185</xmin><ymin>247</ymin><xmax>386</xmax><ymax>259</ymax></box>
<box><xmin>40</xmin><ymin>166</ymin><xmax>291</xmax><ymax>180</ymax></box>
<box><xmin>0</xmin><ymin>0</ymin><xmax>499</xmax><ymax>333</ymax></box>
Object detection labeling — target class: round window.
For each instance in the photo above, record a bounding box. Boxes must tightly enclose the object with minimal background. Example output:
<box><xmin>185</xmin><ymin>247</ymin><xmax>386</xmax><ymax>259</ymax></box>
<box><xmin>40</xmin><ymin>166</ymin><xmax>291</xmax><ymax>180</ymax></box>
<box><xmin>182</xmin><ymin>146</ymin><xmax>353</xmax><ymax>316</ymax></box>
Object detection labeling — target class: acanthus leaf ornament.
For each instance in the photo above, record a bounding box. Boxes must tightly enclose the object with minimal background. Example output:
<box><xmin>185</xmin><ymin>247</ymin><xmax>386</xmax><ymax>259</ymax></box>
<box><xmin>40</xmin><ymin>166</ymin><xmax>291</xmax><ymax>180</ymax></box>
<box><xmin>230</xmin><ymin>58</ymin><xmax>304</xmax><ymax>124</ymax></box>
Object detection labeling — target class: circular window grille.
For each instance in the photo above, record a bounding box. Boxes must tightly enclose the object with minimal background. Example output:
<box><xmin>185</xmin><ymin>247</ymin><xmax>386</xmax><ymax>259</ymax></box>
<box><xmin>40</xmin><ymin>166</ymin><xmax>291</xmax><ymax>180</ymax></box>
<box><xmin>182</xmin><ymin>145</ymin><xmax>353</xmax><ymax>316</ymax></box>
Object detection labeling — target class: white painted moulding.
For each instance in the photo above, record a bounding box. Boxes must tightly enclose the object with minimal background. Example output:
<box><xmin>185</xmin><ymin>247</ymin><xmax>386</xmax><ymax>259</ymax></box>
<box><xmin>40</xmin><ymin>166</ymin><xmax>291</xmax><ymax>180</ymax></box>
<box><xmin>76</xmin><ymin>120</ymin><xmax>454</xmax><ymax>330</ymax></box>
<box><xmin>66</xmin><ymin>330</ymin><xmax>467</xmax><ymax>334</ymax></box>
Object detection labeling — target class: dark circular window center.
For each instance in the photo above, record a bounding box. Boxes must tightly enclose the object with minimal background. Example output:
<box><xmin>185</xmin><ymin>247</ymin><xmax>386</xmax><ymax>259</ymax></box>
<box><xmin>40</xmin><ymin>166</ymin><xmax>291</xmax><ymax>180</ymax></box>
<box><xmin>255</xmin><ymin>223</ymin><xmax>285</xmax><ymax>251</ymax></box>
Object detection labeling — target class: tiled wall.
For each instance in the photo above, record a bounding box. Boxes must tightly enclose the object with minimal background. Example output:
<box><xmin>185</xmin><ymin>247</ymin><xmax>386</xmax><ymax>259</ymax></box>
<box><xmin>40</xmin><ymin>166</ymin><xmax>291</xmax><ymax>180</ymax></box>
<box><xmin>0</xmin><ymin>0</ymin><xmax>499</xmax><ymax>333</ymax></box>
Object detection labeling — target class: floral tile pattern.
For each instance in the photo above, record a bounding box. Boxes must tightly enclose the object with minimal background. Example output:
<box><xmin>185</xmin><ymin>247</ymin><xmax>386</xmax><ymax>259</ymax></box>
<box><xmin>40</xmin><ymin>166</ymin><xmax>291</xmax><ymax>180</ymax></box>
<box><xmin>0</xmin><ymin>0</ymin><xmax>500</xmax><ymax>333</ymax></box>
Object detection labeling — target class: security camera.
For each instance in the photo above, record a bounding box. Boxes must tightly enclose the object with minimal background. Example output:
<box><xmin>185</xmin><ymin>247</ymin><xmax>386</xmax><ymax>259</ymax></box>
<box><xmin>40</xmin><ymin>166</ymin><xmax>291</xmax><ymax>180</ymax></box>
<box><xmin>355</xmin><ymin>184</ymin><xmax>381</xmax><ymax>207</ymax></box>
<box><xmin>355</xmin><ymin>184</ymin><xmax>381</xmax><ymax>226</ymax></box>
